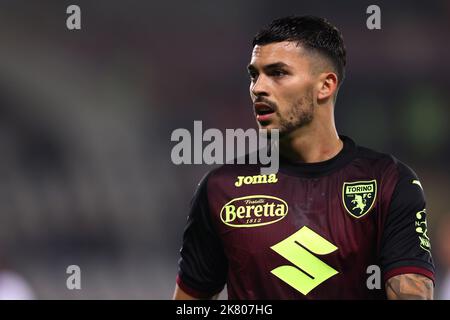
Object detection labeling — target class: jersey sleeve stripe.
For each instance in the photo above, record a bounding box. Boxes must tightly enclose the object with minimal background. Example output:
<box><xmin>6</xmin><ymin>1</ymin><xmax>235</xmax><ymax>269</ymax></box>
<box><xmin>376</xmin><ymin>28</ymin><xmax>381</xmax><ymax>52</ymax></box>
<box><xmin>383</xmin><ymin>266</ymin><xmax>435</xmax><ymax>284</ymax></box>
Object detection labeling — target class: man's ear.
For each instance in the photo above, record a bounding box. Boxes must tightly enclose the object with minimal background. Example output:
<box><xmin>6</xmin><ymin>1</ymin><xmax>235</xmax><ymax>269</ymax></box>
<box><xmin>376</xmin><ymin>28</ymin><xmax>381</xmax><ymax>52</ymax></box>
<box><xmin>317</xmin><ymin>72</ymin><xmax>338</xmax><ymax>101</ymax></box>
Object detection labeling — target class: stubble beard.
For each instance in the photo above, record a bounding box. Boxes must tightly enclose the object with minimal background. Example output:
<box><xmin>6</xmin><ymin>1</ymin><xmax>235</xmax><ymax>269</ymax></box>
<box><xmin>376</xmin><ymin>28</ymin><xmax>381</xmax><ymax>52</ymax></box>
<box><xmin>277</xmin><ymin>91</ymin><xmax>315</xmax><ymax>138</ymax></box>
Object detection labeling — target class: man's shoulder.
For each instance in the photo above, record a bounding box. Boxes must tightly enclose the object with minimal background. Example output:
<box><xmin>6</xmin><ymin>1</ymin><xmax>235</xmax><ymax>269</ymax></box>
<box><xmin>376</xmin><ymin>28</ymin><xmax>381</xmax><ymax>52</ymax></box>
<box><xmin>353</xmin><ymin>142</ymin><xmax>418</xmax><ymax>180</ymax></box>
<box><xmin>354</xmin><ymin>143</ymin><xmax>393</xmax><ymax>162</ymax></box>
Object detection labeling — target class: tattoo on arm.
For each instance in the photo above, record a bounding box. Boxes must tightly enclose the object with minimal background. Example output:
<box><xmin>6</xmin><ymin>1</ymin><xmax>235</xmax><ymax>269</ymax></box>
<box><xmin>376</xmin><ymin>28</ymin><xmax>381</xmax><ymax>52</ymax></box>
<box><xmin>385</xmin><ymin>273</ymin><xmax>433</xmax><ymax>300</ymax></box>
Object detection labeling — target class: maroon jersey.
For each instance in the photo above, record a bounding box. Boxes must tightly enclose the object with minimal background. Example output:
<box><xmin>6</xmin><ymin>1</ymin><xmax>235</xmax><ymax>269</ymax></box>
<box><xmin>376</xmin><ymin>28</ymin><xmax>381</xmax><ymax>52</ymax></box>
<box><xmin>176</xmin><ymin>136</ymin><xmax>434</xmax><ymax>299</ymax></box>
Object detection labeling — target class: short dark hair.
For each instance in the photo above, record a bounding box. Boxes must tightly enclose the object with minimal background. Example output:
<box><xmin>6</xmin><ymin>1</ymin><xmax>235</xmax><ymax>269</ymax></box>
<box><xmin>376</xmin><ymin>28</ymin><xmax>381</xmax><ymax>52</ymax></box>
<box><xmin>252</xmin><ymin>15</ymin><xmax>346</xmax><ymax>85</ymax></box>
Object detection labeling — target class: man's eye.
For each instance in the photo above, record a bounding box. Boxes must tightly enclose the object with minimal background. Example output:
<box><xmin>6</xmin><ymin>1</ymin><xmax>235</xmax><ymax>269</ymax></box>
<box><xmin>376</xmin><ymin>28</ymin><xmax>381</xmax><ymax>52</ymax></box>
<box><xmin>271</xmin><ymin>70</ymin><xmax>286</xmax><ymax>77</ymax></box>
<box><xmin>249</xmin><ymin>73</ymin><xmax>258</xmax><ymax>81</ymax></box>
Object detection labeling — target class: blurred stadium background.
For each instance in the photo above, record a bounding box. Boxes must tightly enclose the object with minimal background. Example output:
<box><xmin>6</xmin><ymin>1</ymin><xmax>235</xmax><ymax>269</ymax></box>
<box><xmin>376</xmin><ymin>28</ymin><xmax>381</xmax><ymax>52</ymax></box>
<box><xmin>0</xmin><ymin>0</ymin><xmax>448</xmax><ymax>299</ymax></box>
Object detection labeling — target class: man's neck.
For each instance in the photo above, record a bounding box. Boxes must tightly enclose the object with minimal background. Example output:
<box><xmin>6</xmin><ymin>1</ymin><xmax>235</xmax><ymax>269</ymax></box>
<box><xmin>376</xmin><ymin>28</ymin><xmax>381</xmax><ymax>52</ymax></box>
<box><xmin>279</xmin><ymin>124</ymin><xmax>343</xmax><ymax>164</ymax></box>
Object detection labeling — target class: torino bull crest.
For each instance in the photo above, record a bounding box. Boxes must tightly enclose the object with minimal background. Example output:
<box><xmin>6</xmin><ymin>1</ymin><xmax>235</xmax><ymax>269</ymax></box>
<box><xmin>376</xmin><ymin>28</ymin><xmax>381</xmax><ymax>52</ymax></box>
<box><xmin>342</xmin><ymin>180</ymin><xmax>377</xmax><ymax>218</ymax></box>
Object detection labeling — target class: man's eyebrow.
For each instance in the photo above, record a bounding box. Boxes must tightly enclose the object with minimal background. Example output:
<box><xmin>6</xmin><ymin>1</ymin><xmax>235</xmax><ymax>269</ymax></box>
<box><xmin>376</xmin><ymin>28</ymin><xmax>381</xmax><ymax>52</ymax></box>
<box><xmin>247</xmin><ymin>64</ymin><xmax>257</xmax><ymax>72</ymax></box>
<box><xmin>263</xmin><ymin>62</ymin><xmax>290</xmax><ymax>71</ymax></box>
<box><xmin>247</xmin><ymin>62</ymin><xmax>290</xmax><ymax>72</ymax></box>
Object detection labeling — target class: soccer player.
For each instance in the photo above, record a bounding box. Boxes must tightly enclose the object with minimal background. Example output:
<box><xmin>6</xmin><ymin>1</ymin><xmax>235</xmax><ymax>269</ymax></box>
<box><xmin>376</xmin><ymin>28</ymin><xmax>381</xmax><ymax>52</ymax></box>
<box><xmin>173</xmin><ymin>16</ymin><xmax>434</xmax><ymax>299</ymax></box>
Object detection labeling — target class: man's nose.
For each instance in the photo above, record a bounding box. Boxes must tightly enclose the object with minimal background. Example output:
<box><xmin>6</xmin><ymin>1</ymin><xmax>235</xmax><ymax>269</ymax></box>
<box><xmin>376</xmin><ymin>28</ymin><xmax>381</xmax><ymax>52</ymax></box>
<box><xmin>250</xmin><ymin>75</ymin><xmax>269</xmax><ymax>97</ymax></box>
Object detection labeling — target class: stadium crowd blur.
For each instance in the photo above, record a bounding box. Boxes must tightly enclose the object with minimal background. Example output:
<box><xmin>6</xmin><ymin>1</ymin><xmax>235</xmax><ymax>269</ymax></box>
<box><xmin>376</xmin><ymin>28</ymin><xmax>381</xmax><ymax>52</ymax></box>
<box><xmin>0</xmin><ymin>1</ymin><xmax>448</xmax><ymax>299</ymax></box>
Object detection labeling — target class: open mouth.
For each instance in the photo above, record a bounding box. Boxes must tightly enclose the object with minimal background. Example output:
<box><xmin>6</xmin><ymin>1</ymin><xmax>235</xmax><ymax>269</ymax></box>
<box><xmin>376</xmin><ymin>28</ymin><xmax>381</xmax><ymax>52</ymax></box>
<box><xmin>254</xmin><ymin>103</ymin><xmax>275</xmax><ymax>115</ymax></box>
<box><xmin>254</xmin><ymin>103</ymin><xmax>275</xmax><ymax>122</ymax></box>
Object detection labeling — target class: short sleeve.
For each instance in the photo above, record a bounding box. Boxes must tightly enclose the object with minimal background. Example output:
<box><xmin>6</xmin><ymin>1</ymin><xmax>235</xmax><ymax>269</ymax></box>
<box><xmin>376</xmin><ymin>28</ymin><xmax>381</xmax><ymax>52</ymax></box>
<box><xmin>176</xmin><ymin>172</ymin><xmax>228</xmax><ymax>298</ymax></box>
<box><xmin>379</xmin><ymin>161</ymin><xmax>435</xmax><ymax>283</ymax></box>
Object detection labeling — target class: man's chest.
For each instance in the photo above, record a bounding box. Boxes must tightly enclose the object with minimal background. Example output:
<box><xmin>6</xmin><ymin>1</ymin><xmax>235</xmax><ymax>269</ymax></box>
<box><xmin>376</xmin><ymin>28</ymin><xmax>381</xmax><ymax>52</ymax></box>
<box><xmin>208</xmin><ymin>172</ymin><xmax>386</xmax><ymax>269</ymax></box>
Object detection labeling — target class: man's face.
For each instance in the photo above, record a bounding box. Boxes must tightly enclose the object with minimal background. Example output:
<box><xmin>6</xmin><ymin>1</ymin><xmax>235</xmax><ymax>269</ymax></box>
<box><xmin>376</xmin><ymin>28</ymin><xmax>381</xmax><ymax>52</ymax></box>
<box><xmin>248</xmin><ymin>41</ymin><xmax>317</xmax><ymax>136</ymax></box>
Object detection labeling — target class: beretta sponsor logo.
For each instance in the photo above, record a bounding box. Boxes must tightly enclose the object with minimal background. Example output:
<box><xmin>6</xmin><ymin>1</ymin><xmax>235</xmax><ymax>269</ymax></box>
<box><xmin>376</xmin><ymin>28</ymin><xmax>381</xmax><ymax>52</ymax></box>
<box><xmin>220</xmin><ymin>195</ymin><xmax>288</xmax><ymax>228</ymax></box>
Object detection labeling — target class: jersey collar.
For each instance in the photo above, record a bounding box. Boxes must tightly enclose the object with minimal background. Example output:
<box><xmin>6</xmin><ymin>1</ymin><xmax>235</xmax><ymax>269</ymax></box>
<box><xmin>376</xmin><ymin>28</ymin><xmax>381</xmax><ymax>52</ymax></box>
<box><xmin>278</xmin><ymin>135</ymin><xmax>357</xmax><ymax>178</ymax></box>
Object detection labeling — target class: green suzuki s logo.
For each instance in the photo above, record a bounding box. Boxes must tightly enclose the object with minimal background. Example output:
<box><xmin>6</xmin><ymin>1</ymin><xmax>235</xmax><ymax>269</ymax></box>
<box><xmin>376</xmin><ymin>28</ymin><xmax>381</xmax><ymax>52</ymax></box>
<box><xmin>270</xmin><ymin>226</ymin><xmax>338</xmax><ymax>295</ymax></box>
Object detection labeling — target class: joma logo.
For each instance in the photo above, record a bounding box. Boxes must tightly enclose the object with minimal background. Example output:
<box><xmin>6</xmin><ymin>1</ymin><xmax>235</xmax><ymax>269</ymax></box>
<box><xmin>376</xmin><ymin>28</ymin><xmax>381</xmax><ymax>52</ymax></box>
<box><xmin>234</xmin><ymin>174</ymin><xmax>278</xmax><ymax>187</ymax></box>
